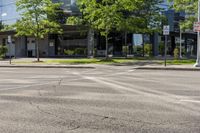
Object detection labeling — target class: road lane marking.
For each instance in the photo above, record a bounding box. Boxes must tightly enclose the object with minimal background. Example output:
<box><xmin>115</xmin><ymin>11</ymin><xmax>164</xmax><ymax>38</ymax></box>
<box><xmin>180</xmin><ymin>99</ymin><xmax>200</xmax><ymax>103</ymax></box>
<box><xmin>72</xmin><ymin>72</ymin><xmax>200</xmax><ymax>114</ymax></box>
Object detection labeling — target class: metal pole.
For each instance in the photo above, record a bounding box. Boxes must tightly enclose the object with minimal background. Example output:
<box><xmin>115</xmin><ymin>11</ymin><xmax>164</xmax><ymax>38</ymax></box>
<box><xmin>180</xmin><ymin>29</ymin><xmax>182</xmax><ymax>58</ymax></box>
<box><xmin>194</xmin><ymin>0</ymin><xmax>200</xmax><ymax>67</ymax></box>
<box><xmin>9</xmin><ymin>42</ymin><xmax>11</xmax><ymax>64</ymax></box>
<box><xmin>164</xmin><ymin>35</ymin><xmax>167</xmax><ymax>67</ymax></box>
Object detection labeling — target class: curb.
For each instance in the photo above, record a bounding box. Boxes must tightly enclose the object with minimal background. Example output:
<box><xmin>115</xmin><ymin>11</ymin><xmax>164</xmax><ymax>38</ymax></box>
<box><xmin>0</xmin><ymin>65</ymin><xmax>95</xmax><ymax>69</ymax></box>
<box><xmin>136</xmin><ymin>66</ymin><xmax>200</xmax><ymax>71</ymax></box>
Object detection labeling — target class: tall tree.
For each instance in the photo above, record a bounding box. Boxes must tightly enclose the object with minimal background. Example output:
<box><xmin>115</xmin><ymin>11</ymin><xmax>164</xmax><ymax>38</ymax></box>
<box><xmin>117</xmin><ymin>0</ymin><xmax>164</xmax><ymax>56</ymax></box>
<box><xmin>15</xmin><ymin>0</ymin><xmax>63</xmax><ymax>61</ymax></box>
<box><xmin>71</xmin><ymin>0</ymin><xmax>164</xmax><ymax>58</ymax></box>
<box><xmin>76</xmin><ymin>0</ymin><xmax>122</xmax><ymax>58</ymax></box>
<box><xmin>168</xmin><ymin>0</ymin><xmax>198</xmax><ymax>30</ymax></box>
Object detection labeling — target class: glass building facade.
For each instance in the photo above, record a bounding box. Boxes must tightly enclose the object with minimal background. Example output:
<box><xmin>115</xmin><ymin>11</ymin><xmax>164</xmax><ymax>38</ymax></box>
<box><xmin>0</xmin><ymin>0</ymin><xmax>20</xmax><ymax>24</ymax></box>
<box><xmin>0</xmin><ymin>0</ymin><xmax>78</xmax><ymax>25</ymax></box>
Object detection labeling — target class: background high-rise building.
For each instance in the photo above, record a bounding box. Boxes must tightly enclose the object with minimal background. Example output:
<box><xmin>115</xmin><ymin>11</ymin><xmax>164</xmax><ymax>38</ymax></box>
<box><xmin>0</xmin><ymin>0</ymin><xmax>20</xmax><ymax>24</ymax></box>
<box><xmin>0</xmin><ymin>0</ymin><xmax>79</xmax><ymax>25</ymax></box>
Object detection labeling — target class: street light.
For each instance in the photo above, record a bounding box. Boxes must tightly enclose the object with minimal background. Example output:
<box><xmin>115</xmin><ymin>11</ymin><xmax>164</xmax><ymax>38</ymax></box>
<box><xmin>194</xmin><ymin>0</ymin><xmax>200</xmax><ymax>67</ymax></box>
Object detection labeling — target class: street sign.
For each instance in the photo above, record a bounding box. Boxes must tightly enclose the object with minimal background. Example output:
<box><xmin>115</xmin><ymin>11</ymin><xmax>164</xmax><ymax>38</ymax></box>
<box><xmin>163</xmin><ymin>25</ymin><xmax>170</xmax><ymax>35</ymax></box>
<box><xmin>8</xmin><ymin>35</ymin><xmax>11</xmax><ymax>43</ymax></box>
<box><xmin>193</xmin><ymin>22</ymin><xmax>200</xmax><ymax>32</ymax></box>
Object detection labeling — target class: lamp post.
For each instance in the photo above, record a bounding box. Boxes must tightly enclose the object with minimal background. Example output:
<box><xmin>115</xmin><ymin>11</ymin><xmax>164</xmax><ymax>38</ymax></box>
<box><xmin>194</xmin><ymin>0</ymin><xmax>200</xmax><ymax>67</ymax></box>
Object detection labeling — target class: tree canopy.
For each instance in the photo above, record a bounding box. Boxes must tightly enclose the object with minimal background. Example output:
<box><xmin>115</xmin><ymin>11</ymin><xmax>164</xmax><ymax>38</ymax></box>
<box><xmin>168</xmin><ymin>0</ymin><xmax>198</xmax><ymax>30</ymax></box>
<box><xmin>70</xmin><ymin>0</ymin><xmax>164</xmax><ymax>57</ymax></box>
<box><xmin>76</xmin><ymin>0</ymin><xmax>164</xmax><ymax>34</ymax></box>
<box><xmin>15</xmin><ymin>0</ymin><xmax>63</xmax><ymax>61</ymax></box>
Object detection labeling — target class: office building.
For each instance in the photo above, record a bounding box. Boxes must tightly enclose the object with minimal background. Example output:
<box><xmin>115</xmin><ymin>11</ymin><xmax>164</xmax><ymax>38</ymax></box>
<box><xmin>0</xmin><ymin>0</ymin><xmax>197</xmax><ymax>58</ymax></box>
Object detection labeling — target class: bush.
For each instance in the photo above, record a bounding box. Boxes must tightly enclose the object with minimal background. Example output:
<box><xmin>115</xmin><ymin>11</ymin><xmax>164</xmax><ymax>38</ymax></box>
<box><xmin>174</xmin><ymin>47</ymin><xmax>179</xmax><ymax>60</ymax></box>
<box><xmin>0</xmin><ymin>45</ymin><xmax>8</xmax><ymax>58</ymax></box>
<box><xmin>144</xmin><ymin>43</ymin><xmax>152</xmax><ymax>56</ymax></box>
<box><xmin>133</xmin><ymin>45</ymin><xmax>143</xmax><ymax>56</ymax></box>
<box><xmin>74</xmin><ymin>48</ymin><xmax>86</xmax><ymax>55</ymax></box>
<box><xmin>64</xmin><ymin>49</ymin><xmax>74</xmax><ymax>56</ymax></box>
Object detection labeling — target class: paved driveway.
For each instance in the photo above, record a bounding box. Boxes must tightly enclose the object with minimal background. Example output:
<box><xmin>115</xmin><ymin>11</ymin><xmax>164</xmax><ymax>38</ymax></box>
<box><xmin>0</xmin><ymin>66</ymin><xmax>200</xmax><ymax>133</ymax></box>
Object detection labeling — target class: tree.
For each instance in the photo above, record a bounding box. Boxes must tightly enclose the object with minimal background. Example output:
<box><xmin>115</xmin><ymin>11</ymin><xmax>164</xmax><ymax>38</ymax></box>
<box><xmin>0</xmin><ymin>22</ymin><xmax>4</xmax><ymax>31</ymax></box>
<box><xmin>168</xmin><ymin>0</ymin><xmax>198</xmax><ymax>30</ymax></box>
<box><xmin>15</xmin><ymin>0</ymin><xmax>63</xmax><ymax>61</ymax></box>
<box><xmin>76</xmin><ymin>0</ymin><xmax>164</xmax><ymax>58</ymax></box>
<box><xmin>117</xmin><ymin>0</ymin><xmax>164</xmax><ymax>57</ymax></box>
<box><xmin>76</xmin><ymin>0</ymin><xmax>123</xmax><ymax>58</ymax></box>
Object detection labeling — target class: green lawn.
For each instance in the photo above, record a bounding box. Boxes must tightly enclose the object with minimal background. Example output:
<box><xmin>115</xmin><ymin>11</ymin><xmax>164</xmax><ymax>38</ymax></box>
<box><xmin>11</xmin><ymin>58</ymin><xmax>196</xmax><ymax>65</ymax></box>
<box><xmin>165</xmin><ymin>59</ymin><xmax>196</xmax><ymax>65</ymax></box>
<box><xmin>45</xmin><ymin>58</ymin><xmax>136</xmax><ymax>64</ymax></box>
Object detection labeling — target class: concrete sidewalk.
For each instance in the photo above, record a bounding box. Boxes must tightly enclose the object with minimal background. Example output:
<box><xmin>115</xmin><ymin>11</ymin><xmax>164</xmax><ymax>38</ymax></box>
<box><xmin>136</xmin><ymin>65</ymin><xmax>200</xmax><ymax>71</ymax></box>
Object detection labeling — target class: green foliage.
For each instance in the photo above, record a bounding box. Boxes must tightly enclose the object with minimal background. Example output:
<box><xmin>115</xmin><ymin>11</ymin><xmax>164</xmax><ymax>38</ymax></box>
<box><xmin>0</xmin><ymin>22</ymin><xmax>12</xmax><ymax>32</ymax></box>
<box><xmin>15</xmin><ymin>0</ymin><xmax>63</xmax><ymax>61</ymax></box>
<box><xmin>77</xmin><ymin>0</ymin><xmax>163</xmax><ymax>34</ymax></box>
<box><xmin>64</xmin><ymin>49</ymin><xmax>74</xmax><ymax>56</ymax></box>
<box><xmin>118</xmin><ymin>0</ymin><xmax>164</xmax><ymax>34</ymax></box>
<box><xmin>133</xmin><ymin>45</ymin><xmax>143</xmax><ymax>56</ymax></box>
<box><xmin>0</xmin><ymin>45</ymin><xmax>8</xmax><ymax>58</ymax></box>
<box><xmin>168</xmin><ymin>0</ymin><xmax>197</xmax><ymax>30</ymax></box>
<box><xmin>144</xmin><ymin>43</ymin><xmax>152</xmax><ymax>56</ymax></box>
<box><xmin>66</xmin><ymin>16</ymin><xmax>82</xmax><ymax>25</ymax></box>
<box><xmin>174</xmin><ymin>47</ymin><xmax>179</xmax><ymax>60</ymax></box>
<box><xmin>0</xmin><ymin>22</ymin><xmax>4</xmax><ymax>31</ymax></box>
<box><xmin>15</xmin><ymin>0</ymin><xmax>63</xmax><ymax>38</ymax></box>
<box><xmin>64</xmin><ymin>48</ymin><xmax>86</xmax><ymax>56</ymax></box>
<box><xmin>74</xmin><ymin>48</ymin><xmax>86</xmax><ymax>55</ymax></box>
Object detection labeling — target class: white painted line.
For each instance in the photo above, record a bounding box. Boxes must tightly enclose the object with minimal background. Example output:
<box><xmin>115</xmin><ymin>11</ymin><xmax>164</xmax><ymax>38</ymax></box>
<box><xmin>180</xmin><ymin>99</ymin><xmax>200</xmax><ymax>103</ymax></box>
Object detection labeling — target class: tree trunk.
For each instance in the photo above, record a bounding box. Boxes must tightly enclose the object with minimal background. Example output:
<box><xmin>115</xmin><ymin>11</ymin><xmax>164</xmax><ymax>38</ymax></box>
<box><xmin>87</xmin><ymin>28</ymin><xmax>95</xmax><ymax>58</ymax></box>
<box><xmin>36</xmin><ymin>38</ymin><xmax>40</xmax><ymax>62</ymax></box>
<box><xmin>124</xmin><ymin>31</ymin><xmax>127</xmax><ymax>58</ymax></box>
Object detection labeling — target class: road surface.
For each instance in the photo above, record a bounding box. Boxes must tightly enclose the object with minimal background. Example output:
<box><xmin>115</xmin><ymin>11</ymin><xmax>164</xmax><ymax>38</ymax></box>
<box><xmin>0</xmin><ymin>65</ymin><xmax>199</xmax><ymax>133</ymax></box>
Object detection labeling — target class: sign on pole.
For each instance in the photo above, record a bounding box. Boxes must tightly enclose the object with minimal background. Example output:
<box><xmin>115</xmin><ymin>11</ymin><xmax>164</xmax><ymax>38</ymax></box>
<box><xmin>163</xmin><ymin>25</ymin><xmax>170</xmax><ymax>67</ymax></box>
<box><xmin>194</xmin><ymin>22</ymin><xmax>200</xmax><ymax>32</ymax></box>
<box><xmin>163</xmin><ymin>25</ymin><xmax>170</xmax><ymax>35</ymax></box>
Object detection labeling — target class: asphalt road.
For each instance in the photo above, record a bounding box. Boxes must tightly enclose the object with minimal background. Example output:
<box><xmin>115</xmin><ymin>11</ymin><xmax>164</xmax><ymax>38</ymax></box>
<box><xmin>0</xmin><ymin>65</ymin><xmax>200</xmax><ymax>133</ymax></box>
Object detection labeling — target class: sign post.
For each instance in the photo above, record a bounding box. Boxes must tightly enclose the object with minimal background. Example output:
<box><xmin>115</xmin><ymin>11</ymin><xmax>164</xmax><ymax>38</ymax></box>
<box><xmin>163</xmin><ymin>25</ymin><xmax>170</xmax><ymax>67</ymax></box>
<box><xmin>8</xmin><ymin>35</ymin><xmax>12</xmax><ymax>65</ymax></box>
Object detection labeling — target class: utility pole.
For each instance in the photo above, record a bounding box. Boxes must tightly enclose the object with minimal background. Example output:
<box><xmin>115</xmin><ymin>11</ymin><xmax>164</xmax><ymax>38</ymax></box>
<box><xmin>194</xmin><ymin>0</ymin><xmax>200</xmax><ymax>67</ymax></box>
<box><xmin>180</xmin><ymin>29</ymin><xmax>182</xmax><ymax>58</ymax></box>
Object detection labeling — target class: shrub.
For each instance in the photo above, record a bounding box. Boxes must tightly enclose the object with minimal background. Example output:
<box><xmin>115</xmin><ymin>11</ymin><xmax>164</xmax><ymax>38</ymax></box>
<box><xmin>144</xmin><ymin>43</ymin><xmax>152</xmax><ymax>56</ymax></box>
<box><xmin>64</xmin><ymin>49</ymin><xmax>74</xmax><ymax>56</ymax></box>
<box><xmin>74</xmin><ymin>48</ymin><xmax>86</xmax><ymax>55</ymax></box>
<box><xmin>0</xmin><ymin>45</ymin><xmax>8</xmax><ymax>58</ymax></box>
<box><xmin>133</xmin><ymin>45</ymin><xmax>143</xmax><ymax>56</ymax></box>
<box><xmin>174</xmin><ymin>47</ymin><xmax>179</xmax><ymax>60</ymax></box>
